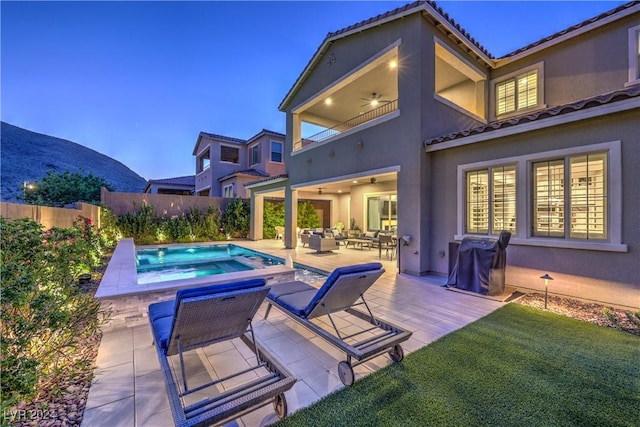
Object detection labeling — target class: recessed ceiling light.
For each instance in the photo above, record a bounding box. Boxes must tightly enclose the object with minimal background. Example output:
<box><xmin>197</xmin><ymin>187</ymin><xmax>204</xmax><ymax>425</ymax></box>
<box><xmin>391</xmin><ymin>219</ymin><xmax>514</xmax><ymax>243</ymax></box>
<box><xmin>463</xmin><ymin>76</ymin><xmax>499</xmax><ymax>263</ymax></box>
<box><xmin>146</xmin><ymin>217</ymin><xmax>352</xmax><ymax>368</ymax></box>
<box><xmin>352</xmin><ymin>180</ymin><xmax>358</xmax><ymax>184</ymax></box>
<box><xmin>389</xmin><ymin>59</ymin><xmax>398</xmax><ymax>68</ymax></box>
<box><xmin>338</xmin><ymin>190</ymin><xmax>342</xmax><ymax>193</ymax></box>
<box><xmin>324</xmin><ymin>98</ymin><xmax>332</xmax><ymax>105</ymax></box>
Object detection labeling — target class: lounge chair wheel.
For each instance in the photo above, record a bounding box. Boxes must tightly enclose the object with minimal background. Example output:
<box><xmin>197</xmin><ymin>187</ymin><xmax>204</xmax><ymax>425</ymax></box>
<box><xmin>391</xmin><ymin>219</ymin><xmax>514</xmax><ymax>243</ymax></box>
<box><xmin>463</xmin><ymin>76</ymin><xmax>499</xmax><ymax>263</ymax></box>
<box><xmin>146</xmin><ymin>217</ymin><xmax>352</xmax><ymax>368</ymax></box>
<box><xmin>389</xmin><ymin>344</ymin><xmax>404</xmax><ymax>362</ymax></box>
<box><xmin>274</xmin><ymin>393</ymin><xmax>288</xmax><ymax>419</ymax></box>
<box><xmin>338</xmin><ymin>361</ymin><xmax>355</xmax><ymax>386</ymax></box>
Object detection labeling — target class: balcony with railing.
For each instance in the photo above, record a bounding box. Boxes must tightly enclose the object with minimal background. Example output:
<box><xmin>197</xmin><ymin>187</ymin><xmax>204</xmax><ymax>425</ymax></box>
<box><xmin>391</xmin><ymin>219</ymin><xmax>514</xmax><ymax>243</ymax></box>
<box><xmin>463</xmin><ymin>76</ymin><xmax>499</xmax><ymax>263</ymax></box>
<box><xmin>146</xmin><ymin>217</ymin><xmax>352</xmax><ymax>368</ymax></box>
<box><xmin>294</xmin><ymin>99</ymin><xmax>398</xmax><ymax>151</ymax></box>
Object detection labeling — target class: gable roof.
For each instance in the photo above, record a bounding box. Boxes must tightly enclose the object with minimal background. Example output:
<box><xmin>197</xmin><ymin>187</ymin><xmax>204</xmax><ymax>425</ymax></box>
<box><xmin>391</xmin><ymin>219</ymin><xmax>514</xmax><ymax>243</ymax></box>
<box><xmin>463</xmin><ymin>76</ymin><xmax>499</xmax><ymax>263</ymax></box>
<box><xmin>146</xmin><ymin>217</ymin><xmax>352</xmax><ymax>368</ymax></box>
<box><xmin>279</xmin><ymin>0</ymin><xmax>639</xmax><ymax>111</ymax></box>
<box><xmin>424</xmin><ymin>86</ymin><xmax>640</xmax><ymax>149</ymax></box>
<box><xmin>244</xmin><ymin>174</ymin><xmax>289</xmax><ymax>189</ymax></box>
<box><xmin>192</xmin><ymin>131</ymin><xmax>247</xmax><ymax>155</ymax></box>
<box><xmin>143</xmin><ymin>175</ymin><xmax>195</xmax><ymax>192</ymax></box>
<box><xmin>246</xmin><ymin>129</ymin><xmax>286</xmax><ymax>144</ymax></box>
<box><xmin>218</xmin><ymin>168</ymin><xmax>269</xmax><ymax>183</ymax></box>
<box><xmin>279</xmin><ymin>1</ymin><xmax>495</xmax><ymax>111</ymax></box>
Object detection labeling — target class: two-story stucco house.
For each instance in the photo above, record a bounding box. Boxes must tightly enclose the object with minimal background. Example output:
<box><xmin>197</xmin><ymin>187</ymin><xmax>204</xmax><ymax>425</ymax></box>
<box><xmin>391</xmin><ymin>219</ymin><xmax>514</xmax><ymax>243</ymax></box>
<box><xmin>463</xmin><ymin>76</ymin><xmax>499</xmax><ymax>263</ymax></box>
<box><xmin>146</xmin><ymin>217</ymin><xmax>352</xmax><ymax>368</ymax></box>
<box><xmin>247</xmin><ymin>1</ymin><xmax>640</xmax><ymax>308</ymax></box>
<box><xmin>193</xmin><ymin>129</ymin><xmax>286</xmax><ymax>198</ymax></box>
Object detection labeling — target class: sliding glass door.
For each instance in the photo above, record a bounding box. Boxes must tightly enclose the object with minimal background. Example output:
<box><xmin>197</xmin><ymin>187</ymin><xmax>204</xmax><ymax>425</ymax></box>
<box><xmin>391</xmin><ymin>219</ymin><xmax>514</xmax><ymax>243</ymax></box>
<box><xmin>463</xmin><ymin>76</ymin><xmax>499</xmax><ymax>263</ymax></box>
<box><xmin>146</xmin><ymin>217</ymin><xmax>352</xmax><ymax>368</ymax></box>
<box><xmin>366</xmin><ymin>193</ymin><xmax>397</xmax><ymax>232</ymax></box>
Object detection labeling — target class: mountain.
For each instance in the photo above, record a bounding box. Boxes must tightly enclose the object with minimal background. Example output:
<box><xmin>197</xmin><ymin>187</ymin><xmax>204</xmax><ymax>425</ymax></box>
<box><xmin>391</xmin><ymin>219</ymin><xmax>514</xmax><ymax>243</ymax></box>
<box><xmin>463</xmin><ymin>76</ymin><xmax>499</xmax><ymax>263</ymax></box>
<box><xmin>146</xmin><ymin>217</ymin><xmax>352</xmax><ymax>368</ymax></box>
<box><xmin>1</xmin><ymin>122</ymin><xmax>147</xmax><ymax>202</ymax></box>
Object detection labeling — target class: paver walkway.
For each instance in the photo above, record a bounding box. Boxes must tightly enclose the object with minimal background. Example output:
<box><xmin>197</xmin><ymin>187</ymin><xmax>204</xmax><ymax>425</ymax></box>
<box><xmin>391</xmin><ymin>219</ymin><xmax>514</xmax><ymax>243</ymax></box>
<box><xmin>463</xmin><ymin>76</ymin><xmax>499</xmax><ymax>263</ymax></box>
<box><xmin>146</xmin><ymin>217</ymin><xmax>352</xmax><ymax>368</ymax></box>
<box><xmin>82</xmin><ymin>240</ymin><xmax>504</xmax><ymax>427</ymax></box>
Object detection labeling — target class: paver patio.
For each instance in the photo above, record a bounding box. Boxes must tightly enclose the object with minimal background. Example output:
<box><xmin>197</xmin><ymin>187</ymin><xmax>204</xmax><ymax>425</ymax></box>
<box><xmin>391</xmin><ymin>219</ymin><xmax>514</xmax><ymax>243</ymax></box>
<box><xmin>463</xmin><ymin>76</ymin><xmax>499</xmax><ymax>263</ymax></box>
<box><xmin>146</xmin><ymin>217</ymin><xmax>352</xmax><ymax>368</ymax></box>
<box><xmin>82</xmin><ymin>240</ymin><xmax>505</xmax><ymax>427</ymax></box>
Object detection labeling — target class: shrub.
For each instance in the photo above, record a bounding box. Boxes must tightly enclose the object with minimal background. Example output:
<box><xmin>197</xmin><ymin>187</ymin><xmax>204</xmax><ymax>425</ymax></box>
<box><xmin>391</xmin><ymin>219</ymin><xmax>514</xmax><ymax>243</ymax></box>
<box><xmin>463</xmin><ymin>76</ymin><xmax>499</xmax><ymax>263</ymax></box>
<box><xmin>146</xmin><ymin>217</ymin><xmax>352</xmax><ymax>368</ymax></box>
<box><xmin>0</xmin><ymin>217</ymin><xmax>107</xmax><ymax>406</ymax></box>
<box><xmin>263</xmin><ymin>201</ymin><xmax>284</xmax><ymax>239</ymax></box>
<box><xmin>115</xmin><ymin>204</ymin><xmax>158</xmax><ymax>244</ymax></box>
<box><xmin>99</xmin><ymin>207</ymin><xmax>122</xmax><ymax>250</ymax></box>
<box><xmin>298</xmin><ymin>200</ymin><xmax>320</xmax><ymax>229</ymax></box>
<box><xmin>109</xmin><ymin>205</ymin><xmax>227</xmax><ymax>244</ymax></box>
<box><xmin>21</xmin><ymin>170</ymin><xmax>113</xmax><ymax>207</ymax></box>
<box><xmin>224</xmin><ymin>198</ymin><xmax>250</xmax><ymax>238</ymax></box>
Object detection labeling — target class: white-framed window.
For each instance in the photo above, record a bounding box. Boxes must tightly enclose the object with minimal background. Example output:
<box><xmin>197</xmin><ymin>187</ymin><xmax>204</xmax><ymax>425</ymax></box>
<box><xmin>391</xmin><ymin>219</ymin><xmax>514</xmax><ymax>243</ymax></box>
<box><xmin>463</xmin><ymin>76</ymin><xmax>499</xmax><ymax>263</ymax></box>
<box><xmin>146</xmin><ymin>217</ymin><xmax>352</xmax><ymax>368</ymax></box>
<box><xmin>197</xmin><ymin>148</ymin><xmax>210</xmax><ymax>172</ymax></box>
<box><xmin>250</xmin><ymin>144</ymin><xmax>260</xmax><ymax>166</ymax></box>
<box><xmin>533</xmin><ymin>153</ymin><xmax>607</xmax><ymax>239</ymax></box>
<box><xmin>223</xmin><ymin>184</ymin><xmax>235</xmax><ymax>198</ymax></box>
<box><xmin>457</xmin><ymin>141</ymin><xmax>623</xmax><ymax>251</ymax></box>
<box><xmin>270</xmin><ymin>141</ymin><xmax>283</xmax><ymax>163</ymax></box>
<box><xmin>491</xmin><ymin>63</ymin><xmax>544</xmax><ymax>118</ymax></box>
<box><xmin>627</xmin><ymin>24</ymin><xmax>640</xmax><ymax>86</ymax></box>
<box><xmin>465</xmin><ymin>165</ymin><xmax>516</xmax><ymax>235</ymax></box>
<box><xmin>220</xmin><ymin>145</ymin><xmax>239</xmax><ymax>164</ymax></box>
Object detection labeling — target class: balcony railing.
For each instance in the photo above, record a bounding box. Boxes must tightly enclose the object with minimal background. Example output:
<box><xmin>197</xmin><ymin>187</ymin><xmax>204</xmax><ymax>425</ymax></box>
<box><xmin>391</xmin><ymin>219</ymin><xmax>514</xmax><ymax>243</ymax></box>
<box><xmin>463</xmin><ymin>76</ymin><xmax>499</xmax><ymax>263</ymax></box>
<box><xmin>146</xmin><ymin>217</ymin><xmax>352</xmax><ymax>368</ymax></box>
<box><xmin>294</xmin><ymin>99</ymin><xmax>398</xmax><ymax>151</ymax></box>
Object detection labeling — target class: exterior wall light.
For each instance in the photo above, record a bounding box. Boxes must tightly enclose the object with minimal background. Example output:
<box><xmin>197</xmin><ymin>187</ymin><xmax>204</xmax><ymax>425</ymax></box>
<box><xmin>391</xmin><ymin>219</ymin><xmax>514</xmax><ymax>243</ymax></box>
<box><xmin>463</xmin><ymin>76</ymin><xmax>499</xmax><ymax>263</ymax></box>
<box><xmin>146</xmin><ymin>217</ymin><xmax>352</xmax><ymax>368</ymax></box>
<box><xmin>329</xmin><ymin>151</ymin><xmax>335</xmax><ymax>159</ymax></box>
<box><xmin>540</xmin><ymin>274</ymin><xmax>554</xmax><ymax>309</ymax></box>
<box><xmin>356</xmin><ymin>141</ymin><xmax>363</xmax><ymax>150</ymax></box>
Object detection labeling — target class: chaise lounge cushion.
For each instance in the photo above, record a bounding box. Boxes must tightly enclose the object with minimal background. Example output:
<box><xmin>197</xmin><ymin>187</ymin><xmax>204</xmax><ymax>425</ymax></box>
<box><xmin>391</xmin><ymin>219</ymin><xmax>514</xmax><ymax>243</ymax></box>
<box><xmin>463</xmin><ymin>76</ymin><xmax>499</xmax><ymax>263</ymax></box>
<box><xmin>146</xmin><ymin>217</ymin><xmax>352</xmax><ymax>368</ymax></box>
<box><xmin>267</xmin><ymin>263</ymin><xmax>383</xmax><ymax>319</ymax></box>
<box><xmin>148</xmin><ymin>278</ymin><xmax>266</xmax><ymax>322</ymax></box>
<box><xmin>149</xmin><ymin>278</ymin><xmax>267</xmax><ymax>351</ymax></box>
<box><xmin>276</xmin><ymin>290</ymin><xmax>318</xmax><ymax>316</ymax></box>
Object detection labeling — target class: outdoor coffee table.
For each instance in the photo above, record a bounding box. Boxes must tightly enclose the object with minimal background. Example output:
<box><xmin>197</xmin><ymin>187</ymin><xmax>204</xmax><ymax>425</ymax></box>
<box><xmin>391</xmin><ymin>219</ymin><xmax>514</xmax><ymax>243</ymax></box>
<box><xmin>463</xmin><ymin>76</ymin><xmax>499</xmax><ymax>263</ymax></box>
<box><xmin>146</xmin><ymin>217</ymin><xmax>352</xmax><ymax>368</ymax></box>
<box><xmin>345</xmin><ymin>238</ymin><xmax>371</xmax><ymax>250</ymax></box>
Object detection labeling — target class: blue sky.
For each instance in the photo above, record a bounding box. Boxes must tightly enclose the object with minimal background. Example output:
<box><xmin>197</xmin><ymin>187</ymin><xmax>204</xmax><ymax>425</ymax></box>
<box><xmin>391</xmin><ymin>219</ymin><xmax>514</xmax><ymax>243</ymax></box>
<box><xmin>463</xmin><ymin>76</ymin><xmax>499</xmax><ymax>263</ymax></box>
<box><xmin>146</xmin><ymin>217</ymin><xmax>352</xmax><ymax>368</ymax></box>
<box><xmin>1</xmin><ymin>1</ymin><xmax>628</xmax><ymax>180</ymax></box>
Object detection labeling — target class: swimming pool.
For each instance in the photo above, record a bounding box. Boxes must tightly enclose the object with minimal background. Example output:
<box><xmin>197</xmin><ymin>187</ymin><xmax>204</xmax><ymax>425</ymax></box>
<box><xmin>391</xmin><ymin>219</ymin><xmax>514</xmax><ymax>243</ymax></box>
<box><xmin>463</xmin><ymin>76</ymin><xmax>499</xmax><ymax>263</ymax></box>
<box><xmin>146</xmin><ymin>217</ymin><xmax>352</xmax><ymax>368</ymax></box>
<box><xmin>136</xmin><ymin>243</ymin><xmax>326</xmax><ymax>285</ymax></box>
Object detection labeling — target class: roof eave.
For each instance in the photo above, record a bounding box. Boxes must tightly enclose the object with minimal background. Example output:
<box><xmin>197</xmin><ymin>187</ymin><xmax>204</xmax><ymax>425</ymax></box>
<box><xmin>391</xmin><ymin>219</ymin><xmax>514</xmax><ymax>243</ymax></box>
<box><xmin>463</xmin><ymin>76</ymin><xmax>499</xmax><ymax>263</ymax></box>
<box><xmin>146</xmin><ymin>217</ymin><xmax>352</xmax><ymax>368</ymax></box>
<box><xmin>424</xmin><ymin>96</ymin><xmax>640</xmax><ymax>152</ymax></box>
<box><xmin>278</xmin><ymin>2</ymin><xmax>496</xmax><ymax>111</ymax></box>
<box><xmin>495</xmin><ymin>2</ymin><xmax>640</xmax><ymax>66</ymax></box>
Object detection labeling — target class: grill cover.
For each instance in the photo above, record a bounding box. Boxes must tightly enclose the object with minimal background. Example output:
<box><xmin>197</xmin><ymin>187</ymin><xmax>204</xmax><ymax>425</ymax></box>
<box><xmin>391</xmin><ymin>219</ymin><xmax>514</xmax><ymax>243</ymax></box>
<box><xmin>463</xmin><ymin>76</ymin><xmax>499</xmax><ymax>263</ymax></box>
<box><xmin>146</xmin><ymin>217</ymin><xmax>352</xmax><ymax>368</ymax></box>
<box><xmin>447</xmin><ymin>231</ymin><xmax>511</xmax><ymax>295</ymax></box>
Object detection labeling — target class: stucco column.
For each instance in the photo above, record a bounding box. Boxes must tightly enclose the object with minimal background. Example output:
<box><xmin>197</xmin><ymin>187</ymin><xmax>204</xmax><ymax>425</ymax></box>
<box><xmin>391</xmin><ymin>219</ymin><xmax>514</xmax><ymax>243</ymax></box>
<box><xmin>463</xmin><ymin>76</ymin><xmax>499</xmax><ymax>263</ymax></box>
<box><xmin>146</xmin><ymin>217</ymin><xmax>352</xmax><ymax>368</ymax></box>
<box><xmin>284</xmin><ymin>187</ymin><xmax>298</xmax><ymax>249</ymax></box>
<box><xmin>250</xmin><ymin>193</ymin><xmax>264</xmax><ymax>240</ymax></box>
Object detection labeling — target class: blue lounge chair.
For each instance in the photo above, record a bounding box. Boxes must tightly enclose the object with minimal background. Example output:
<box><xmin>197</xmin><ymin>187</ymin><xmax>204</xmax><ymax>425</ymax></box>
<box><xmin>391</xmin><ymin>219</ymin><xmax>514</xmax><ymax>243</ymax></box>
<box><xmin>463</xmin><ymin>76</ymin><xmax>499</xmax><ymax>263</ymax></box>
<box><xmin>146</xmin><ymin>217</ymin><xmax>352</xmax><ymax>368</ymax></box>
<box><xmin>264</xmin><ymin>263</ymin><xmax>412</xmax><ymax>386</ymax></box>
<box><xmin>149</xmin><ymin>279</ymin><xmax>296</xmax><ymax>427</ymax></box>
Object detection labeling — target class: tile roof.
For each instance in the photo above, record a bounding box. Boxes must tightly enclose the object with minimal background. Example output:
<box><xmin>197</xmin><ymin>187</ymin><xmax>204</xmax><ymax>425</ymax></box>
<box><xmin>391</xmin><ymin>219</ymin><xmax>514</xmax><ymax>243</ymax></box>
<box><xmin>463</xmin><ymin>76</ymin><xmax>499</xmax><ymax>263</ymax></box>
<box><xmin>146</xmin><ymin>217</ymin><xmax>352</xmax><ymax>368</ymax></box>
<box><xmin>327</xmin><ymin>1</ymin><xmax>493</xmax><ymax>58</ymax></box>
<box><xmin>424</xmin><ymin>86</ymin><xmax>640</xmax><ymax>147</ymax></box>
<box><xmin>217</xmin><ymin>168</ymin><xmax>269</xmax><ymax>182</ymax></box>
<box><xmin>147</xmin><ymin>175</ymin><xmax>195</xmax><ymax>186</ymax></box>
<box><xmin>246</xmin><ymin>129</ymin><xmax>286</xmax><ymax>144</ymax></box>
<box><xmin>280</xmin><ymin>1</ymin><xmax>638</xmax><ymax>110</ymax></box>
<box><xmin>500</xmin><ymin>1</ymin><xmax>639</xmax><ymax>59</ymax></box>
<box><xmin>280</xmin><ymin>1</ymin><xmax>492</xmax><ymax>110</ymax></box>
<box><xmin>199</xmin><ymin>131</ymin><xmax>246</xmax><ymax>144</ymax></box>
<box><xmin>244</xmin><ymin>174</ymin><xmax>289</xmax><ymax>188</ymax></box>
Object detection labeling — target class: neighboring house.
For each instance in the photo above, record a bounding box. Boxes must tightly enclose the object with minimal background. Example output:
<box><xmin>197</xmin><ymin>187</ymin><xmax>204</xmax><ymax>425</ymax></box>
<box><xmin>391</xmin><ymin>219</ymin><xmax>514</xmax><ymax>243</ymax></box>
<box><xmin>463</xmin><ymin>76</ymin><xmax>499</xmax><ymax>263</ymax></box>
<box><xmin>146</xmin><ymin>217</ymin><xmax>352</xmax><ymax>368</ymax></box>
<box><xmin>143</xmin><ymin>175</ymin><xmax>195</xmax><ymax>195</ymax></box>
<box><xmin>247</xmin><ymin>1</ymin><xmax>640</xmax><ymax>308</ymax></box>
<box><xmin>193</xmin><ymin>129</ymin><xmax>286</xmax><ymax>198</ymax></box>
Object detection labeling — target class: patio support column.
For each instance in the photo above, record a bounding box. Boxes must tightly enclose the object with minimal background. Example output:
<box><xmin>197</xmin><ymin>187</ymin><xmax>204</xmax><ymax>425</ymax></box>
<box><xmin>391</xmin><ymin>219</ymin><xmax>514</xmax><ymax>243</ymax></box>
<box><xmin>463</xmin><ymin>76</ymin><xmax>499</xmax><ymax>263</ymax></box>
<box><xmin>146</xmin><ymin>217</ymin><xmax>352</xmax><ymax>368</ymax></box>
<box><xmin>250</xmin><ymin>193</ymin><xmax>264</xmax><ymax>240</ymax></box>
<box><xmin>284</xmin><ymin>187</ymin><xmax>298</xmax><ymax>249</ymax></box>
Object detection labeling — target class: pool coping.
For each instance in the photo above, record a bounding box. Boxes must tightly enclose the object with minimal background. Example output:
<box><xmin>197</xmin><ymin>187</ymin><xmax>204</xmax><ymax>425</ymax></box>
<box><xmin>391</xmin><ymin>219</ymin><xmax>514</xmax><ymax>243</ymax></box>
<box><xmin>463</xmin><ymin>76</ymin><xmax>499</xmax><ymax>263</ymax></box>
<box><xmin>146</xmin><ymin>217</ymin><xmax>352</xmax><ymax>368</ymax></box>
<box><xmin>96</xmin><ymin>239</ymin><xmax>295</xmax><ymax>299</ymax></box>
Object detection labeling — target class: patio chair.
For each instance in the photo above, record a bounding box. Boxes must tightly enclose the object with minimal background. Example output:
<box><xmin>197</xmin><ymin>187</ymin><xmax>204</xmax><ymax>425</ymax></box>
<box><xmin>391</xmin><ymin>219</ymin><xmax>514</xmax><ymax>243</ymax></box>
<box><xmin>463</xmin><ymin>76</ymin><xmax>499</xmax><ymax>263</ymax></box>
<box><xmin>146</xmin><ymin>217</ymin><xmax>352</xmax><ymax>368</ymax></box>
<box><xmin>263</xmin><ymin>263</ymin><xmax>411</xmax><ymax>386</ymax></box>
<box><xmin>371</xmin><ymin>233</ymin><xmax>396</xmax><ymax>260</ymax></box>
<box><xmin>149</xmin><ymin>279</ymin><xmax>296</xmax><ymax>427</ymax></box>
<box><xmin>308</xmin><ymin>234</ymin><xmax>340</xmax><ymax>253</ymax></box>
<box><xmin>275</xmin><ymin>226</ymin><xmax>284</xmax><ymax>239</ymax></box>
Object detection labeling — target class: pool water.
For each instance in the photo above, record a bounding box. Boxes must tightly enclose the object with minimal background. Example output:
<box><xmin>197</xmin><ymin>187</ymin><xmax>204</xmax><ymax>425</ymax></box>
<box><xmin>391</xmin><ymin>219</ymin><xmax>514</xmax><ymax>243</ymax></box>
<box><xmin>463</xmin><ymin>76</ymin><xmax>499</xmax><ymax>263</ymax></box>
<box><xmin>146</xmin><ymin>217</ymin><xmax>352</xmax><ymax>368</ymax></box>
<box><xmin>137</xmin><ymin>244</ymin><xmax>281</xmax><ymax>267</ymax></box>
<box><xmin>136</xmin><ymin>243</ymin><xmax>326</xmax><ymax>285</ymax></box>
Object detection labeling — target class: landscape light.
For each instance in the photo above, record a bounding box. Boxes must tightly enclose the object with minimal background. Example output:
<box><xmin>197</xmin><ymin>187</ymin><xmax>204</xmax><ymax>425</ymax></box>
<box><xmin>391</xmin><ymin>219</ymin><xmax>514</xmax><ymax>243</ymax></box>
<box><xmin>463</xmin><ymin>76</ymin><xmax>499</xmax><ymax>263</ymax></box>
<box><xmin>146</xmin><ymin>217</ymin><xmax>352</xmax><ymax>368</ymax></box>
<box><xmin>540</xmin><ymin>273</ymin><xmax>554</xmax><ymax>309</ymax></box>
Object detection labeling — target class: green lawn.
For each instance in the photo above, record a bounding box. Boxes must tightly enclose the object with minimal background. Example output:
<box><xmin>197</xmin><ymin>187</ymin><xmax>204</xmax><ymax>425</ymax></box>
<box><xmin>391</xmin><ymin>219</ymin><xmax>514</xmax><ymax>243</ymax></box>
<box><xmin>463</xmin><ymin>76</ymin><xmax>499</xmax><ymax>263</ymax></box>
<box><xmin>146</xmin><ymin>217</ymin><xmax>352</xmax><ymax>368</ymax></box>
<box><xmin>276</xmin><ymin>304</ymin><xmax>640</xmax><ymax>427</ymax></box>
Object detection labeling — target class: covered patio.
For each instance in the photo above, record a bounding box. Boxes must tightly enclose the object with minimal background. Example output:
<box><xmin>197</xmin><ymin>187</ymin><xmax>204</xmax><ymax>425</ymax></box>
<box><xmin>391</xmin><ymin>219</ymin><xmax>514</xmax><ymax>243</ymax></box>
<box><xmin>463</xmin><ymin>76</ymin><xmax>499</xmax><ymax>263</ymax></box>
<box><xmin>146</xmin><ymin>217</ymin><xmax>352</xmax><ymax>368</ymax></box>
<box><xmin>82</xmin><ymin>239</ymin><xmax>504</xmax><ymax>427</ymax></box>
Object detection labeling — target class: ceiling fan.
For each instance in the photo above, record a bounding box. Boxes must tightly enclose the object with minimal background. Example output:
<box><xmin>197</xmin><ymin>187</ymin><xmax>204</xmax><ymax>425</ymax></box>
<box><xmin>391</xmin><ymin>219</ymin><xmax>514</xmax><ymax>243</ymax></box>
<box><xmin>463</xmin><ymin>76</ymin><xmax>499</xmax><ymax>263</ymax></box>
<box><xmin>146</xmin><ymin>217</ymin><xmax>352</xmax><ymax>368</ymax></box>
<box><xmin>360</xmin><ymin>92</ymin><xmax>391</xmax><ymax>108</ymax></box>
